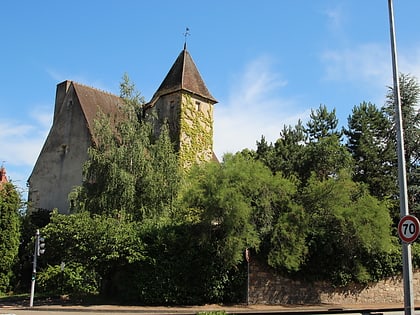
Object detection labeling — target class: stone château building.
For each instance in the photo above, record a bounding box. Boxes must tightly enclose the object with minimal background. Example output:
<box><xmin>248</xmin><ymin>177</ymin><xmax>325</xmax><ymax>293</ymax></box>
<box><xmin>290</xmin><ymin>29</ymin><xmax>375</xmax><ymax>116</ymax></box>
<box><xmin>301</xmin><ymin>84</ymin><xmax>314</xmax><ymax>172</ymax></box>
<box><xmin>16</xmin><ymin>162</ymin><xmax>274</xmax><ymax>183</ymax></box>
<box><xmin>28</xmin><ymin>46</ymin><xmax>217</xmax><ymax>214</ymax></box>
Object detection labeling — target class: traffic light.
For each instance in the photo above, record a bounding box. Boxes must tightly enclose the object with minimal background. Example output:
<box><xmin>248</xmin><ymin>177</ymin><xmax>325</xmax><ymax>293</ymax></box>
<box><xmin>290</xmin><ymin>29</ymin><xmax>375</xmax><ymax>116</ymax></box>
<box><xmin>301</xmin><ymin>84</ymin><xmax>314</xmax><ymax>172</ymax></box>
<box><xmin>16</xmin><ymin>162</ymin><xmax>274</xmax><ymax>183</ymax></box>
<box><xmin>37</xmin><ymin>236</ymin><xmax>46</xmax><ymax>256</ymax></box>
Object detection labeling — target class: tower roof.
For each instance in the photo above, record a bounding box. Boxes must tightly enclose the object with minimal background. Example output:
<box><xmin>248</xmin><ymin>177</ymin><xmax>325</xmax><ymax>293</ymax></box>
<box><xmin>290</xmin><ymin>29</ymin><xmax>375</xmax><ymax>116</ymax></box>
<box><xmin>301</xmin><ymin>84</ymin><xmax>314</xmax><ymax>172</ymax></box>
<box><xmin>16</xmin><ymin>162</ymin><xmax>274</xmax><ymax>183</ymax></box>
<box><xmin>148</xmin><ymin>47</ymin><xmax>217</xmax><ymax>106</ymax></box>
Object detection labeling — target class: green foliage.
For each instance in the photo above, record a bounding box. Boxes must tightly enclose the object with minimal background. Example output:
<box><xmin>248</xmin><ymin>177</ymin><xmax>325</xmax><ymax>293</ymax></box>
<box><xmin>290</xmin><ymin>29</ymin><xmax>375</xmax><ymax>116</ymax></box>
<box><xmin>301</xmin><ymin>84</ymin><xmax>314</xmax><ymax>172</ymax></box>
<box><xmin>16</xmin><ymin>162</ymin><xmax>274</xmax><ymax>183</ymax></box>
<box><xmin>345</xmin><ymin>102</ymin><xmax>396</xmax><ymax>199</ymax></box>
<box><xmin>37</xmin><ymin>262</ymin><xmax>99</xmax><ymax>296</ymax></box>
<box><xmin>19</xmin><ymin>74</ymin><xmax>419</xmax><ymax>303</ymax></box>
<box><xmin>300</xmin><ymin>171</ymin><xmax>398</xmax><ymax>285</ymax></box>
<box><xmin>182</xmin><ymin>154</ymin><xmax>261</xmax><ymax>268</ymax></box>
<box><xmin>256</xmin><ymin>121</ymin><xmax>306</xmax><ymax>178</ymax></box>
<box><xmin>71</xmin><ymin>75</ymin><xmax>182</xmax><ymax>223</ymax></box>
<box><xmin>385</xmin><ymin>73</ymin><xmax>420</xmax><ymax>215</ymax></box>
<box><xmin>303</xmin><ymin>134</ymin><xmax>353</xmax><ymax>181</ymax></box>
<box><xmin>41</xmin><ymin>211</ymin><xmax>145</xmax><ymax>297</ymax></box>
<box><xmin>267</xmin><ymin>202</ymin><xmax>308</xmax><ymax>272</ymax></box>
<box><xmin>129</xmin><ymin>223</ymin><xmax>245</xmax><ymax>305</ymax></box>
<box><xmin>179</xmin><ymin>94</ymin><xmax>214</xmax><ymax>167</ymax></box>
<box><xmin>0</xmin><ymin>182</ymin><xmax>21</xmax><ymax>294</ymax></box>
<box><xmin>306</xmin><ymin>104</ymin><xmax>341</xmax><ymax>142</ymax></box>
<box><xmin>302</xmin><ymin>105</ymin><xmax>352</xmax><ymax>182</ymax></box>
<box><xmin>246</xmin><ymin>101</ymin><xmax>402</xmax><ymax>285</ymax></box>
<box><xmin>182</xmin><ymin>153</ymin><xmax>310</xmax><ymax>275</ymax></box>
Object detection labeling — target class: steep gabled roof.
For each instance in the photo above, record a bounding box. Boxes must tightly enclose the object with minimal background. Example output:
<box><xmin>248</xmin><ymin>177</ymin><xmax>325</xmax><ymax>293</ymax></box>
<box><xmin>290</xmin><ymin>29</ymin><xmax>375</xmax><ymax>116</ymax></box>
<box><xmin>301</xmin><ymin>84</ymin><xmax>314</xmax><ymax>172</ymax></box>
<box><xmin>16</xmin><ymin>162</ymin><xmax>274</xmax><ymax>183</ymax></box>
<box><xmin>147</xmin><ymin>47</ymin><xmax>217</xmax><ymax>106</ymax></box>
<box><xmin>72</xmin><ymin>82</ymin><xmax>124</xmax><ymax>144</ymax></box>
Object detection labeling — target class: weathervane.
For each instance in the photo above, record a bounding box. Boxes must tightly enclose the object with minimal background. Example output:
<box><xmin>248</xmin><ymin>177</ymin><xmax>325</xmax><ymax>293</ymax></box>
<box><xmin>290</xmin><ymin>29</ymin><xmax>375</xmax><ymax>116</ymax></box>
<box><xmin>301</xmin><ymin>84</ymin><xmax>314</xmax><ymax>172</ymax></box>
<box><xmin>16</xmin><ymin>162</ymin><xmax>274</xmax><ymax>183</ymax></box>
<box><xmin>183</xmin><ymin>27</ymin><xmax>190</xmax><ymax>49</ymax></box>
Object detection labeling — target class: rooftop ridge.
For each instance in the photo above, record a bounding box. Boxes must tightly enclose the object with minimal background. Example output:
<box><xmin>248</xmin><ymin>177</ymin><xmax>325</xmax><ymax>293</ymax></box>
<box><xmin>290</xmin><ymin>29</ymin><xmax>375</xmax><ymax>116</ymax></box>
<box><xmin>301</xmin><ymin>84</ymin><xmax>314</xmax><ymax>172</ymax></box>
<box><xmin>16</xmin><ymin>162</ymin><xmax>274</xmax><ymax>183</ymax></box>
<box><xmin>72</xmin><ymin>81</ymin><xmax>120</xmax><ymax>98</ymax></box>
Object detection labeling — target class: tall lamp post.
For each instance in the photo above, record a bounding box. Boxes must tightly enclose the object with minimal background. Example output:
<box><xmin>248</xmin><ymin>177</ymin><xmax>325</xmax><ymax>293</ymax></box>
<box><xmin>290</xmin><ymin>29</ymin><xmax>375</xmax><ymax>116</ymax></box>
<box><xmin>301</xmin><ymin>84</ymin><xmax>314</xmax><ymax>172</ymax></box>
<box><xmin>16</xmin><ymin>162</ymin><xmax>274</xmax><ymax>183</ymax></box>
<box><xmin>387</xmin><ymin>1</ymin><xmax>414</xmax><ymax>315</ymax></box>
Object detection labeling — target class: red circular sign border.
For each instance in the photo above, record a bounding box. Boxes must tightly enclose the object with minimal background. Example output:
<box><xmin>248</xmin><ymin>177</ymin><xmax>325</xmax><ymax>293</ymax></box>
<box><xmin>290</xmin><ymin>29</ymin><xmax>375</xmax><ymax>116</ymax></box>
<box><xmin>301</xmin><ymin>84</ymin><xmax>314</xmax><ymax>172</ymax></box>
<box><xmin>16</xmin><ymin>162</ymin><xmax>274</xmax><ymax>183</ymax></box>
<box><xmin>398</xmin><ymin>215</ymin><xmax>420</xmax><ymax>244</ymax></box>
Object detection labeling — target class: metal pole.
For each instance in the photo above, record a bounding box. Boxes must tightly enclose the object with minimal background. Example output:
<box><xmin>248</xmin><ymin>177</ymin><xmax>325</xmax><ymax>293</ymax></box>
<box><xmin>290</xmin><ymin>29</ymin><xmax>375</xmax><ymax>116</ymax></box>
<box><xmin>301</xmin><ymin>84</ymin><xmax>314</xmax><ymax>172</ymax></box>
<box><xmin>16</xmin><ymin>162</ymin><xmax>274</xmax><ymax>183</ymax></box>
<box><xmin>245</xmin><ymin>248</ymin><xmax>250</xmax><ymax>305</ymax></box>
<box><xmin>29</xmin><ymin>229</ymin><xmax>39</xmax><ymax>307</ymax></box>
<box><xmin>387</xmin><ymin>1</ymin><xmax>414</xmax><ymax>315</ymax></box>
<box><xmin>246</xmin><ymin>259</ymin><xmax>250</xmax><ymax>305</ymax></box>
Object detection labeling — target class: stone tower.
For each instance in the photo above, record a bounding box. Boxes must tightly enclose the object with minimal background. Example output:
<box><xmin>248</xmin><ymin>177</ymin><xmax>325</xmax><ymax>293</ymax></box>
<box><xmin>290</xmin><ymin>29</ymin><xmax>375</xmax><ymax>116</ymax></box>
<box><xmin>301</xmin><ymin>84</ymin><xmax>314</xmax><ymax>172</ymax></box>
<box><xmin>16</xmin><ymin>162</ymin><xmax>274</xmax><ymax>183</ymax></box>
<box><xmin>144</xmin><ymin>45</ymin><xmax>218</xmax><ymax>167</ymax></box>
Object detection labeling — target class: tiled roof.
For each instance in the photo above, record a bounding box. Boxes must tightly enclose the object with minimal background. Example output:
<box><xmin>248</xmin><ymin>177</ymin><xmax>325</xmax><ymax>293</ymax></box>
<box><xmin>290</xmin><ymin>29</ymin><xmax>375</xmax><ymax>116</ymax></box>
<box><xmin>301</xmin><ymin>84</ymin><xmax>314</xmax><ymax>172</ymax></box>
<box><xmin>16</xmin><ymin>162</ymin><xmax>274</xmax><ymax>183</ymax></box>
<box><xmin>148</xmin><ymin>48</ymin><xmax>217</xmax><ymax>106</ymax></box>
<box><xmin>72</xmin><ymin>82</ymin><xmax>124</xmax><ymax>143</ymax></box>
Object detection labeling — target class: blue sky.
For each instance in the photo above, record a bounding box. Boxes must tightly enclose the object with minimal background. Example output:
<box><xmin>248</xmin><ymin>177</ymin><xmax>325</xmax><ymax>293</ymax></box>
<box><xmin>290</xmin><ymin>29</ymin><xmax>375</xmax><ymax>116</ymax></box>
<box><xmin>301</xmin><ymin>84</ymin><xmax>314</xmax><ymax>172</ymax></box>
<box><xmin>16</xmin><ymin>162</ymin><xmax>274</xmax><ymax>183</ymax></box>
<box><xmin>1</xmin><ymin>0</ymin><xmax>420</xmax><ymax>197</ymax></box>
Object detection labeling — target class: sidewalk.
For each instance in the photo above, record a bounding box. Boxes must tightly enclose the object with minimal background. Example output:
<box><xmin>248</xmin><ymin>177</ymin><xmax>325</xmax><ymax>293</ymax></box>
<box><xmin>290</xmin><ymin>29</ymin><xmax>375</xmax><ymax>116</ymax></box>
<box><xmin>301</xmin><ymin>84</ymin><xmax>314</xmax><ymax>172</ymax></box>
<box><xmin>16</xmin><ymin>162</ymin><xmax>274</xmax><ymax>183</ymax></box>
<box><xmin>0</xmin><ymin>302</ymin><xmax>415</xmax><ymax>314</ymax></box>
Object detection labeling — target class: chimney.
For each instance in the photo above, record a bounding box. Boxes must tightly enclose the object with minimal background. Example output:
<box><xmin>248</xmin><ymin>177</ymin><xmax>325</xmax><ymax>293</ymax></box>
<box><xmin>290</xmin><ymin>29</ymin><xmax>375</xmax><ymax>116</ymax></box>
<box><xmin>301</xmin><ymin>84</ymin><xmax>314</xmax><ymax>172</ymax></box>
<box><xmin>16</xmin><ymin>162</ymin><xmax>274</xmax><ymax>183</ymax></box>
<box><xmin>53</xmin><ymin>80</ymin><xmax>72</xmax><ymax>123</ymax></box>
<box><xmin>0</xmin><ymin>166</ymin><xmax>8</xmax><ymax>188</ymax></box>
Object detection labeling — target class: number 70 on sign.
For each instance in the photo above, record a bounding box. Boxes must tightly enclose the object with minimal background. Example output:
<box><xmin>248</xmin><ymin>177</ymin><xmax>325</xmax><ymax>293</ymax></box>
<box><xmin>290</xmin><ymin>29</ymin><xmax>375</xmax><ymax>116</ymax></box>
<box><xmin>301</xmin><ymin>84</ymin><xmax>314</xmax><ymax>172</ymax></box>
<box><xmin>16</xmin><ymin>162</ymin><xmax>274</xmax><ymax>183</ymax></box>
<box><xmin>398</xmin><ymin>215</ymin><xmax>420</xmax><ymax>244</ymax></box>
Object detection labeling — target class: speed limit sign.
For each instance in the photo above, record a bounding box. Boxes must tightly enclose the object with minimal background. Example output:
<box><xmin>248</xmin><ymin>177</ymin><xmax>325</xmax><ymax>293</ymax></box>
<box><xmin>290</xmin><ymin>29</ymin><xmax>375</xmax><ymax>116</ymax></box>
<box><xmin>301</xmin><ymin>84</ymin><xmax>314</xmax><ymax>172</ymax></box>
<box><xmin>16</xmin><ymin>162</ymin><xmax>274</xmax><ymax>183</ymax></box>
<box><xmin>398</xmin><ymin>215</ymin><xmax>420</xmax><ymax>244</ymax></box>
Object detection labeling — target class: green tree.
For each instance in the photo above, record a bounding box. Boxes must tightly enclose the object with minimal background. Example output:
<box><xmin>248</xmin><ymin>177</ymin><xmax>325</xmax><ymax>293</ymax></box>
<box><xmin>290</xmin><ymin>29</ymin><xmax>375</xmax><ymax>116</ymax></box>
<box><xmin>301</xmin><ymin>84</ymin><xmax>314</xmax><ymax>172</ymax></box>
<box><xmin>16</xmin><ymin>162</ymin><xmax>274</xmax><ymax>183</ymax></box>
<box><xmin>40</xmin><ymin>211</ymin><xmax>144</xmax><ymax>297</ymax></box>
<box><xmin>345</xmin><ymin>102</ymin><xmax>396</xmax><ymax>199</ymax></box>
<box><xmin>255</xmin><ymin>135</ymin><xmax>276</xmax><ymax>173</ymax></box>
<box><xmin>303</xmin><ymin>135</ymin><xmax>353</xmax><ymax>181</ymax></box>
<box><xmin>182</xmin><ymin>154</ymin><xmax>260</xmax><ymax>268</ymax></box>
<box><xmin>71</xmin><ymin>75</ymin><xmax>182</xmax><ymax>223</ymax></box>
<box><xmin>272</xmin><ymin>120</ymin><xmax>307</xmax><ymax>177</ymax></box>
<box><xmin>306</xmin><ymin>104</ymin><xmax>341</xmax><ymax>142</ymax></box>
<box><xmin>301</xmin><ymin>105</ymin><xmax>352</xmax><ymax>182</ymax></box>
<box><xmin>0</xmin><ymin>182</ymin><xmax>21</xmax><ymax>293</ymax></box>
<box><xmin>385</xmin><ymin>73</ymin><xmax>420</xmax><ymax>215</ymax></box>
<box><xmin>300</xmin><ymin>171</ymin><xmax>398</xmax><ymax>285</ymax></box>
<box><xmin>182</xmin><ymin>153</ymin><xmax>308</xmax><ymax>274</ymax></box>
<box><xmin>256</xmin><ymin>120</ymin><xmax>307</xmax><ymax>178</ymax></box>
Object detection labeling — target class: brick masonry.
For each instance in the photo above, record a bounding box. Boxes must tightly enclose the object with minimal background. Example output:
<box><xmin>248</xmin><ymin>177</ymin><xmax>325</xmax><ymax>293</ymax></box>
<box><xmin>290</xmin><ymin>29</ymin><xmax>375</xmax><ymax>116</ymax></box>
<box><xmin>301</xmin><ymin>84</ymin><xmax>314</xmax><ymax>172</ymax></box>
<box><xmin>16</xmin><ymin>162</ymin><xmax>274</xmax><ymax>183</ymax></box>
<box><xmin>249</xmin><ymin>260</ymin><xmax>420</xmax><ymax>305</ymax></box>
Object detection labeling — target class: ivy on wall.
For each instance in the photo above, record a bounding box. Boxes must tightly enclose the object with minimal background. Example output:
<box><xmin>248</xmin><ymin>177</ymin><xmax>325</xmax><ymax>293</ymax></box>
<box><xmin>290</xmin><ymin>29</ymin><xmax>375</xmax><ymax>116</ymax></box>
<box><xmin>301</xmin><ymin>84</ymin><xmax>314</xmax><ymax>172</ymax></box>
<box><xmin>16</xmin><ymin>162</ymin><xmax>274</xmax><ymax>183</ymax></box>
<box><xmin>179</xmin><ymin>94</ymin><xmax>214</xmax><ymax>168</ymax></box>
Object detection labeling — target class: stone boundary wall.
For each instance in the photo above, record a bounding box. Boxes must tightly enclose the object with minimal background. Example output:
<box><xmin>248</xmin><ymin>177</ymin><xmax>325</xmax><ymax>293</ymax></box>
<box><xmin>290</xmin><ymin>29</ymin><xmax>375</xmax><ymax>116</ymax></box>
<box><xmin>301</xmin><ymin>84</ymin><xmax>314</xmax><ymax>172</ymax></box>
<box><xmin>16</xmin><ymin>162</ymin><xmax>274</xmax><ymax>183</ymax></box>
<box><xmin>249</xmin><ymin>260</ymin><xmax>420</xmax><ymax>305</ymax></box>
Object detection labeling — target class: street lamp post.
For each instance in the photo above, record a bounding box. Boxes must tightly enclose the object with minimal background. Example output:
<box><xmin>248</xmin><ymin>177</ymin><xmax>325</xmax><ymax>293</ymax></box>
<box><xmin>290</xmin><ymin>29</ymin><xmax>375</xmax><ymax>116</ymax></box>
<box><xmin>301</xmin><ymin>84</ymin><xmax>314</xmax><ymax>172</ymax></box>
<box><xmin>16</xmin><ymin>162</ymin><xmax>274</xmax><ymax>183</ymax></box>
<box><xmin>387</xmin><ymin>1</ymin><xmax>414</xmax><ymax>315</ymax></box>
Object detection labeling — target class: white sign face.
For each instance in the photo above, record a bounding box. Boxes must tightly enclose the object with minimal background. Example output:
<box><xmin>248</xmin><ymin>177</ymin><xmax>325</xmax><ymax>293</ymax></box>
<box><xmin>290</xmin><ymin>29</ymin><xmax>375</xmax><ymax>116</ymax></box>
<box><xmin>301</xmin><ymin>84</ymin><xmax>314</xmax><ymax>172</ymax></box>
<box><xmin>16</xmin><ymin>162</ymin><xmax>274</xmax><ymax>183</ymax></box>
<box><xmin>398</xmin><ymin>215</ymin><xmax>420</xmax><ymax>244</ymax></box>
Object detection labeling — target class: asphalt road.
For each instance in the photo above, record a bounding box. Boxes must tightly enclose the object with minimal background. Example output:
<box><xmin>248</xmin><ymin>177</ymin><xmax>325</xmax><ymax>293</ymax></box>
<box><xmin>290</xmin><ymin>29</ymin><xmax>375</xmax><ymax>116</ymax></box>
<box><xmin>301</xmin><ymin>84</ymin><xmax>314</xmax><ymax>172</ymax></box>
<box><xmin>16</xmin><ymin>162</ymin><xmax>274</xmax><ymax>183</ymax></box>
<box><xmin>0</xmin><ymin>305</ymin><xmax>417</xmax><ymax>315</ymax></box>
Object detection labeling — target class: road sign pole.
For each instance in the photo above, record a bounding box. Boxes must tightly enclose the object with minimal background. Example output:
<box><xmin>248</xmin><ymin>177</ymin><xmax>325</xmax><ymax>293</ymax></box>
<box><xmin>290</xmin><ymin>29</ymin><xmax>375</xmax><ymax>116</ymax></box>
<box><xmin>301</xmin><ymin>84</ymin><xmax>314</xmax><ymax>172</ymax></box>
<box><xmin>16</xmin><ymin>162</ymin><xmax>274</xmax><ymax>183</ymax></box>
<box><xmin>388</xmin><ymin>1</ymin><xmax>414</xmax><ymax>315</ymax></box>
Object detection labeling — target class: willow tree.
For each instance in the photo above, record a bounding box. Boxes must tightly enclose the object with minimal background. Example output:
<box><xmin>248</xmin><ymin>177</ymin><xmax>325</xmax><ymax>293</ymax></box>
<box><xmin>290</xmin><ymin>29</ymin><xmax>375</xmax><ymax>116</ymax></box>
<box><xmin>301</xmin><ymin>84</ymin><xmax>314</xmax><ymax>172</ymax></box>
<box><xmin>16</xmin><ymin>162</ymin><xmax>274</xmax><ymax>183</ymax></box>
<box><xmin>71</xmin><ymin>74</ymin><xmax>182</xmax><ymax>223</ymax></box>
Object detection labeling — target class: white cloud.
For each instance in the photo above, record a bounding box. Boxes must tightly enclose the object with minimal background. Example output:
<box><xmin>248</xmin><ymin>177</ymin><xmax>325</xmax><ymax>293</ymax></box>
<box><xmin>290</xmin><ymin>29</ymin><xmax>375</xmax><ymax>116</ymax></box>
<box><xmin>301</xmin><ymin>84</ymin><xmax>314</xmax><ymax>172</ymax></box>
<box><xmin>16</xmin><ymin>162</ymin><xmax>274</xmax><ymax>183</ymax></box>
<box><xmin>213</xmin><ymin>55</ymin><xmax>311</xmax><ymax>158</ymax></box>
<box><xmin>321</xmin><ymin>43</ymin><xmax>391</xmax><ymax>86</ymax></box>
<box><xmin>323</xmin><ymin>5</ymin><xmax>345</xmax><ymax>35</ymax></box>
<box><xmin>399</xmin><ymin>47</ymin><xmax>420</xmax><ymax>83</ymax></box>
<box><xmin>46</xmin><ymin>68</ymin><xmax>114</xmax><ymax>93</ymax></box>
<box><xmin>0</xmin><ymin>106</ymin><xmax>51</xmax><ymax>168</ymax></box>
<box><xmin>0</xmin><ymin>105</ymin><xmax>52</xmax><ymax>195</ymax></box>
<box><xmin>321</xmin><ymin>42</ymin><xmax>420</xmax><ymax>108</ymax></box>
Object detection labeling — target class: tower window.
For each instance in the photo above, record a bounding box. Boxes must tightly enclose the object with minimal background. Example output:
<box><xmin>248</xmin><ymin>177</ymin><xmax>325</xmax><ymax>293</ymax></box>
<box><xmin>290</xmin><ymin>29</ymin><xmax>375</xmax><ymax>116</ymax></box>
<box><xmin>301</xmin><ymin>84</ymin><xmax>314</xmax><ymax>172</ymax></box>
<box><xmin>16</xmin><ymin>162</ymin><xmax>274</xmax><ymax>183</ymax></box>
<box><xmin>195</xmin><ymin>101</ymin><xmax>201</xmax><ymax>111</ymax></box>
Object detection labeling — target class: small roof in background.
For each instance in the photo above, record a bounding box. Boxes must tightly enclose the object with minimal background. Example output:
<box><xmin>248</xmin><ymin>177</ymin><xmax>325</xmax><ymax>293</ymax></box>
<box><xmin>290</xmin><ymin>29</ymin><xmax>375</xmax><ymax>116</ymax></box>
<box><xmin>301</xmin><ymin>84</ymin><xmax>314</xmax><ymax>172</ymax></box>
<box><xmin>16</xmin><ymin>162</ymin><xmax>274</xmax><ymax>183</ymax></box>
<box><xmin>0</xmin><ymin>165</ymin><xmax>8</xmax><ymax>188</ymax></box>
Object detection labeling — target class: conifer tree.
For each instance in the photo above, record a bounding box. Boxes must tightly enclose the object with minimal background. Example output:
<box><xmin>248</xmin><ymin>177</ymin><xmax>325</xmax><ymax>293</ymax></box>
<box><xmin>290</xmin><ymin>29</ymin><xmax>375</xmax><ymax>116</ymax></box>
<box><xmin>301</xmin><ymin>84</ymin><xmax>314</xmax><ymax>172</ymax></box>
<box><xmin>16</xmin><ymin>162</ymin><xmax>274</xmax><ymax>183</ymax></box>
<box><xmin>303</xmin><ymin>105</ymin><xmax>352</xmax><ymax>181</ymax></box>
<box><xmin>345</xmin><ymin>102</ymin><xmax>396</xmax><ymax>199</ymax></box>
<box><xmin>384</xmin><ymin>73</ymin><xmax>420</xmax><ymax>215</ymax></box>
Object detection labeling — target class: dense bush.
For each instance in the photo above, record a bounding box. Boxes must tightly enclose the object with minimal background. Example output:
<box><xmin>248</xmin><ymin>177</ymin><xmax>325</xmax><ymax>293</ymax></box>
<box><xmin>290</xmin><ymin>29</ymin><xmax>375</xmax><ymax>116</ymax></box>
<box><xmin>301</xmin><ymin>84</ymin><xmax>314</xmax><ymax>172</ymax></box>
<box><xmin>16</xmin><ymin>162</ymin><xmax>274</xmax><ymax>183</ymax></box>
<box><xmin>37</xmin><ymin>263</ymin><xmax>99</xmax><ymax>297</ymax></box>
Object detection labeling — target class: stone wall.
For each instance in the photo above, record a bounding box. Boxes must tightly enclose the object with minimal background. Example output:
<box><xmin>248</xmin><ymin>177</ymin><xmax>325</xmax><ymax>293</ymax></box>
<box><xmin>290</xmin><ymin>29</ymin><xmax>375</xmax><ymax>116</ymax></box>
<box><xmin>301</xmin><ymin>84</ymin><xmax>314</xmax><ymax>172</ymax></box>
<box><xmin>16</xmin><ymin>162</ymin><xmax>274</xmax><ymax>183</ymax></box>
<box><xmin>249</xmin><ymin>260</ymin><xmax>420</xmax><ymax>305</ymax></box>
